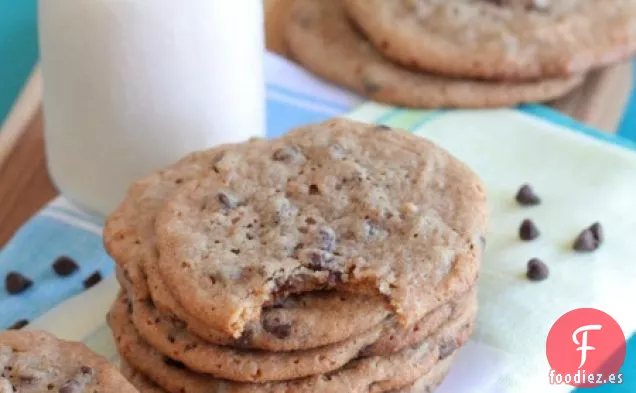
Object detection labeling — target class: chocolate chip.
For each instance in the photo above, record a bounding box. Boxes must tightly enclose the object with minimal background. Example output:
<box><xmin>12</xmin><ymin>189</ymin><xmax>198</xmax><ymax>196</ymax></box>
<box><xmin>573</xmin><ymin>223</ymin><xmax>603</xmax><ymax>252</ymax></box>
<box><xmin>306</xmin><ymin>250</ymin><xmax>335</xmax><ymax>271</ymax></box>
<box><xmin>234</xmin><ymin>329</ymin><xmax>254</xmax><ymax>348</ymax></box>
<box><xmin>328</xmin><ymin>271</ymin><xmax>344</xmax><ymax>285</ymax></box>
<box><xmin>5</xmin><ymin>272</ymin><xmax>33</xmax><ymax>295</ymax></box>
<box><xmin>526</xmin><ymin>258</ymin><xmax>549</xmax><ymax>281</ymax></box>
<box><xmin>590</xmin><ymin>222</ymin><xmax>604</xmax><ymax>244</ymax></box>
<box><xmin>515</xmin><ymin>184</ymin><xmax>541</xmax><ymax>206</ymax></box>
<box><xmin>59</xmin><ymin>381</ymin><xmax>80</xmax><ymax>393</ymax></box>
<box><xmin>79</xmin><ymin>366</ymin><xmax>93</xmax><ymax>376</ymax></box>
<box><xmin>308</xmin><ymin>185</ymin><xmax>320</xmax><ymax>195</ymax></box>
<box><xmin>82</xmin><ymin>271</ymin><xmax>102</xmax><ymax>289</ymax></box>
<box><xmin>19</xmin><ymin>374</ymin><xmax>39</xmax><ymax>384</ymax></box>
<box><xmin>317</xmin><ymin>227</ymin><xmax>336</xmax><ymax>252</ymax></box>
<box><xmin>218</xmin><ymin>190</ymin><xmax>239</xmax><ymax>209</ymax></box>
<box><xmin>438</xmin><ymin>340</ymin><xmax>457</xmax><ymax>360</ymax></box>
<box><xmin>52</xmin><ymin>256</ymin><xmax>79</xmax><ymax>277</ymax></box>
<box><xmin>519</xmin><ymin>219</ymin><xmax>540</xmax><ymax>241</ymax></box>
<box><xmin>272</xmin><ymin>146</ymin><xmax>304</xmax><ymax>163</ymax></box>
<box><xmin>361</xmin><ymin>75</ymin><xmax>381</xmax><ymax>94</ymax></box>
<box><xmin>8</xmin><ymin>319</ymin><xmax>28</xmax><ymax>330</ymax></box>
<box><xmin>163</xmin><ymin>357</ymin><xmax>186</xmax><ymax>369</ymax></box>
<box><xmin>494</xmin><ymin>0</ymin><xmax>549</xmax><ymax>10</ymax></box>
<box><xmin>262</xmin><ymin>317</ymin><xmax>292</xmax><ymax>339</ymax></box>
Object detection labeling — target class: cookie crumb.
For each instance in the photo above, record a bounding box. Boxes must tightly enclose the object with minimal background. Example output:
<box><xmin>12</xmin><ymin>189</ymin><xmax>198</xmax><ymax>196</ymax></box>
<box><xmin>515</xmin><ymin>184</ymin><xmax>541</xmax><ymax>206</ymax></box>
<box><xmin>526</xmin><ymin>258</ymin><xmax>549</xmax><ymax>281</ymax></box>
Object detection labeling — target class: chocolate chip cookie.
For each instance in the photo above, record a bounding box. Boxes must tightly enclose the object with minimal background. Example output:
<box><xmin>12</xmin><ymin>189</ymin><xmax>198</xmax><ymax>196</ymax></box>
<box><xmin>154</xmin><ymin>119</ymin><xmax>487</xmax><ymax>337</ymax></box>
<box><xmin>109</xmin><ymin>293</ymin><xmax>475</xmax><ymax>393</ymax></box>
<box><xmin>344</xmin><ymin>0</ymin><xmax>636</xmax><ymax>80</ymax></box>
<box><xmin>0</xmin><ymin>330</ymin><xmax>138</xmax><ymax>393</ymax></box>
<box><xmin>121</xmin><ymin>355</ymin><xmax>456</xmax><ymax>393</ymax></box>
<box><xmin>286</xmin><ymin>0</ymin><xmax>583</xmax><ymax>108</ymax></box>
<box><xmin>126</xmin><ymin>264</ymin><xmax>475</xmax><ymax>381</ymax></box>
<box><xmin>105</xmin><ymin>141</ymin><xmax>393</xmax><ymax>351</ymax></box>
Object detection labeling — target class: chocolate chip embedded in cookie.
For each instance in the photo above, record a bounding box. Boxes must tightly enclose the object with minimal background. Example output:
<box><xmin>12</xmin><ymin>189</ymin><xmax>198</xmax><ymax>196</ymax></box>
<box><xmin>0</xmin><ymin>330</ymin><xmax>137</xmax><ymax>393</ymax></box>
<box><xmin>344</xmin><ymin>0</ymin><xmax>636</xmax><ymax>80</ymax></box>
<box><xmin>491</xmin><ymin>0</ymin><xmax>550</xmax><ymax>11</ymax></box>
<box><xmin>285</xmin><ymin>0</ymin><xmax>583</xmax><ymax>108</ymax></box>
<box><xmin>155</xmin><ymin>119</ymin><xmax>487</xmax><ymax>336</ymax></box>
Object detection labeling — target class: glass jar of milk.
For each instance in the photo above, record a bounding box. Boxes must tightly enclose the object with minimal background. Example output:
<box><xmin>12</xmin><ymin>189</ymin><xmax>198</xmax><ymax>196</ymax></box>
<box><xmin>38</xmin><ymin>1</ymin><xmax>265</xmax><ymax>216</ymax></box>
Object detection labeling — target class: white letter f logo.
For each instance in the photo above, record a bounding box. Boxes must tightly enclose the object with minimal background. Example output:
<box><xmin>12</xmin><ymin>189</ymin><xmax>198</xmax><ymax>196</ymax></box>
<box><xmin>572</xmin><ymin>324</ymin><xmax>603</xmax><ymax>369</ymax></box>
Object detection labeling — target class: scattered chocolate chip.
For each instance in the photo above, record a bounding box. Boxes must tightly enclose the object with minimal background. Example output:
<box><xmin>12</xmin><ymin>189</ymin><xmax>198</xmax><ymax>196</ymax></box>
<box><xmin>375</xmin><ymin>124</ymin><xmax>391</xmax><ymax>131</ymax></box>
<box><xmin>526</xmin><ymin>258</ymin><xmax>549</xmax><ymax>281</ymax></box>
<box><xmin>8</xmin><ymin>319</ymin><xmax>28</xmax><ymax>330</ymax></box>
<box><xmin>52</xmin><ymin>256</ymin><xmax>79</xmax><ymax>277</ymax></box>
<box><xmin>82</xmin><ymin>271</ymin><xmax>102</xmax><ymax>289</ymax></box>
<box><xmin>163</xmin><ymin>357</ymin><xmax>186</xmax><ymax>369</ymax></box>
<box><xmin>515</xmin><ymin>184</ymin><xmax>541</xmax><ymax>206</ymax></box>
<box><xmin>317</xmin><ymin>227</ymin><xmax>336</xmax><ymax>252</ymax></box>
<box><xmin>573</xmin><ymin>223</ymin><xmax>603</xmax><ymax>252</ymax></box>
<box><xmin>519</xmin><ymin>219</ymin><xmax>540</xmax><ymax>241</ymax></box>
<box><xmin>308</xmin><ymin>185</ymin><xmax>320</xmax><ymax>195</ymax></box>
<box><xmin>262</xmin><ymin>317</ymin><xmax>292</xmax><ymax>339</ymax></box>
<box><xmin>218</xmin><ymin>190</ymin><xmax>239</xmax><ymax>209</ymax></box>
<box><xmin>590</xmin><ymin>222</ymin><xmax>604</xmax><ymax>244</ymax></box>
<box><xmin>5</xmin><ymin>272</ymin><xmax>33</xmax><ymax>295</ymax></box>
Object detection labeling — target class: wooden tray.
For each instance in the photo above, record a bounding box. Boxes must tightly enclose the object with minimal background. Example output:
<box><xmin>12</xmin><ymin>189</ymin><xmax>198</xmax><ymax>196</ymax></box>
<box><xmin>0</xmin><ymin>0</ymin><xmax>632</xmax><ymax>246</ymax></box>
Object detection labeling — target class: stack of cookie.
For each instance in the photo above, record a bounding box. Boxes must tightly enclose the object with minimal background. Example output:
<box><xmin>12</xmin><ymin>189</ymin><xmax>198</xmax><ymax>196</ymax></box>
<box><xmin>104</xmin><ymin>119</ymin><xmax>488</xmax><ymax>393</ymax></box>
<box><xmin>285</xmin><ymin>0</ymin><xmax>636</xmax><ymax>108</ymax></box>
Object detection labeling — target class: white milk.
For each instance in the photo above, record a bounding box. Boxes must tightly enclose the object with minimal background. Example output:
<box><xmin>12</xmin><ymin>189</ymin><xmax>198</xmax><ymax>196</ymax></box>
<box><xmin>38</xmin><ymin>1</ymin><xmax>265</xmax><ymax>216</ymax></box>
